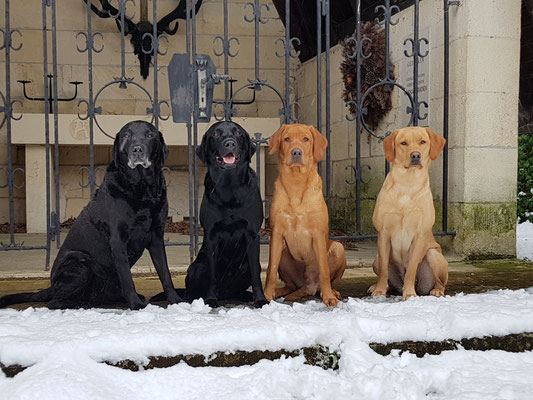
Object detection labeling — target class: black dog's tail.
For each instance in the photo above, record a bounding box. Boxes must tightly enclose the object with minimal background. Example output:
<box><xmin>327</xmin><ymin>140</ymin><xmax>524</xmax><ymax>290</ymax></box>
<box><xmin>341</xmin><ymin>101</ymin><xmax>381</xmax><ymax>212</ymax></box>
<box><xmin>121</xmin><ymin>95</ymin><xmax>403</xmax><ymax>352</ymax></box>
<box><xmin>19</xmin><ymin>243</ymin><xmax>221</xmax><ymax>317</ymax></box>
<box><xmin>0</xmin><ymin>287</ymin><xmax>54</xmax><ymax>308</ymax></box>
<box><xmin>149</xmin><ymin>288</ymin><xmax>186</xmax><ymax>303</ymax></box>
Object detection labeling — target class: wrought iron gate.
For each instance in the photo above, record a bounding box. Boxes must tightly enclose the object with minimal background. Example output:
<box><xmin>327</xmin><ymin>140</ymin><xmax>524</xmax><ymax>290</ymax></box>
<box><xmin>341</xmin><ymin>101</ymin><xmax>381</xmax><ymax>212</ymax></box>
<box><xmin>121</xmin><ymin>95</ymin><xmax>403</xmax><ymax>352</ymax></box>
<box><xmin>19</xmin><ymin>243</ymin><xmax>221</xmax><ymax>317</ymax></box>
<box><xmin>0</xmin><ymin>0</ymin><xmax>456</xmax><ymax>270</ymax></box>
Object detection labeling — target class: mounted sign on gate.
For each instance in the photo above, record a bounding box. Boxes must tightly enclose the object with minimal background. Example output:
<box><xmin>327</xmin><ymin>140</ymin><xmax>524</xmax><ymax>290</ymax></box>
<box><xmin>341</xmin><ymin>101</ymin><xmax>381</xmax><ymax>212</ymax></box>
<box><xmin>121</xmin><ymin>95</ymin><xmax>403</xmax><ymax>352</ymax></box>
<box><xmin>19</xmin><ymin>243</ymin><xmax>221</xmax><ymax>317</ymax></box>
<box><xmin>168</xmin><ymin>54</ymin><xmax>194</xmax><ymax>123</ymax></box>
<box><xmin>168</xmin><ymin>53</ymin><xmax>223</xmax><ymax>123</ymax></box>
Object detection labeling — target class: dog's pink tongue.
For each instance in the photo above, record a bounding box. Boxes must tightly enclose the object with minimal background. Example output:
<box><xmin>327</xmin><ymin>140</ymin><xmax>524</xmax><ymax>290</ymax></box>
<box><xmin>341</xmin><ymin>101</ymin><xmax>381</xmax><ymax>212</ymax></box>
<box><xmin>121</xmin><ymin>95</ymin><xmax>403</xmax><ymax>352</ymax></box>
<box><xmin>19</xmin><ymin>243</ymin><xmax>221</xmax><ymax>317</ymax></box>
<box><xmin>223</xmin><ymin>154</ymin><xmax>235</xmax><ymax>164</ymax></box>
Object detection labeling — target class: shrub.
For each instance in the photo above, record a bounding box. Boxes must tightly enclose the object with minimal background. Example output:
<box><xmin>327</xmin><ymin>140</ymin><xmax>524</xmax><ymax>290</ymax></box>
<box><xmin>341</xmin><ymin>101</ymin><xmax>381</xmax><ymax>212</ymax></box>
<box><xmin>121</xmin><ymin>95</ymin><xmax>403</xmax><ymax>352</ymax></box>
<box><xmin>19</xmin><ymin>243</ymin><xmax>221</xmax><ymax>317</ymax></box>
<box><xmin>518</xmin><ymin>133</ymin><xmax>533</xmax><ymax>223</ymax></box>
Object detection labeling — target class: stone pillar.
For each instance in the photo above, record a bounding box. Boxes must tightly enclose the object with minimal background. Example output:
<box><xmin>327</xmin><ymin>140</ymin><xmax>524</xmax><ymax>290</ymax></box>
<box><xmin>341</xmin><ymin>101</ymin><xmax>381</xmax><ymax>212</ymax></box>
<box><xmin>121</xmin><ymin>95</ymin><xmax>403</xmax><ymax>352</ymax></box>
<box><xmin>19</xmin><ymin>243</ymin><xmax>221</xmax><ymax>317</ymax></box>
<box><xmin>25</xmin><ymin>145</ymin><xmax>51</xmax><ymax>233</ymax></box>
<box><xmin>447</xmin><ymin>0</ymin><xmax>521</xmax><ymax>256</ymax></box>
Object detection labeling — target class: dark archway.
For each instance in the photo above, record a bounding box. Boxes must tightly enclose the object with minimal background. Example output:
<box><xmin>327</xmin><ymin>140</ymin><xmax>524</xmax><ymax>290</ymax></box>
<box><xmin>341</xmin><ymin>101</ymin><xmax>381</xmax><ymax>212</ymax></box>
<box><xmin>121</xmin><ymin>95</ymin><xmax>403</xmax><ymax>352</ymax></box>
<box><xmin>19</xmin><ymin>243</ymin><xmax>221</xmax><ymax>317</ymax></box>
<box><xmin>520</xmin><ymin>0</ymin><xmax>533</xmax><ymax>132</ymax></box>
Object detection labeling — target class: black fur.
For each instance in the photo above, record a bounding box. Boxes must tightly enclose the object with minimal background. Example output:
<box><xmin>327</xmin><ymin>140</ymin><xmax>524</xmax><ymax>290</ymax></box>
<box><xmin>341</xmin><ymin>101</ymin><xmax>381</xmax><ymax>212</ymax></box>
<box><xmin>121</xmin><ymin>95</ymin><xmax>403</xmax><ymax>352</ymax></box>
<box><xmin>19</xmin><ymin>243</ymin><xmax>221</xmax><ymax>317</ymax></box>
<box><xmin>152</xmin><ymin>121</ymin><xmax>268</xmax><ymax>308</ymax></box>
<box><xmin>0</xmin><ymin>121</ymin><xmax>180</xmax><ymax>310</ymax></box>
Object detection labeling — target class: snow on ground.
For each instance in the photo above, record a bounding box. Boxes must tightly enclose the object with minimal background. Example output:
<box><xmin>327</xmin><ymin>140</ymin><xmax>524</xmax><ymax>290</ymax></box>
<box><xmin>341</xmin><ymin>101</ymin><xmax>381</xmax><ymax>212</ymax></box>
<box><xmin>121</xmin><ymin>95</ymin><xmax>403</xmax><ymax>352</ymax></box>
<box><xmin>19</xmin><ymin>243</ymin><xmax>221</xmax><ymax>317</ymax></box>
<box><xmin>517</xmin><ymin>220</ymin><xmax>533</xmax><ymax>261</ymax></box>
<box><xmin>2</xmin><ymin>289</ymin><xmax>533</xmax><ymax>399</ymax></box>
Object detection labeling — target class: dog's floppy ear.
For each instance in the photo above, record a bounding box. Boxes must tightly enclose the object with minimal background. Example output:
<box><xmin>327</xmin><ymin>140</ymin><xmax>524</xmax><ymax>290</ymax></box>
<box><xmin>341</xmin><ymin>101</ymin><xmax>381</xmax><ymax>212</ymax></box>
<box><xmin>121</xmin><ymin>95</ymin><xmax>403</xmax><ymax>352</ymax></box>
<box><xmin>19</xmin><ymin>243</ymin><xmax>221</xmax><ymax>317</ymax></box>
<box><xmin>246</xmin><ymin>131</ymin><xmax>256</xmax><ymax>161</ymax></box>
<box><xmin>269</xmin><ymin>124</ymin><xmax>286</xmax><ymax>155</ymax></box>
<box><xmin>196</xmin><ymin>130</ymin><xmax>209</xmax><ymax>164</ymax></box>
<box><xmin>158</xmin><ymin>130</ymin><xmax>169</xmax><ymax>164</ymax></box>
<box><xmin>308</xmin><ymin>125</ymin><xmax>328</xmax><ymax>162</ymax></box>
<box><xmin>238</xmin><ymin>125</ymin><xmax>256</xmax><ymax>161</ymax></box>
<box><xmin>426</xmin><ymin>127</ymin><xmax>446</xmax><ymax>160</ymax></box>
<box><xmin>383</xmin><ymin>129</ymin><xmax>399</xmax><ymax>163</ymax></box>
<box><xmin>112</xmin><ymin>129</ymin><xmax>122</xmax><ymax>168</ymax></box>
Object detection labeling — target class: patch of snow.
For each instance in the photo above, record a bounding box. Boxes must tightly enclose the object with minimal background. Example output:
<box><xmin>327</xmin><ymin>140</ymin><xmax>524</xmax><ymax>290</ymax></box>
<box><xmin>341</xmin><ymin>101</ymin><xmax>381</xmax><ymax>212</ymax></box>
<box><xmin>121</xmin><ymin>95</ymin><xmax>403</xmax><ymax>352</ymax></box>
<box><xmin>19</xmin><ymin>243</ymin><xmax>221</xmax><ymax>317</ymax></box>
<box><xmin>2</xmin><ymin>291</ymin><xmax>533</xmax><ymax>399</ymax></box>
<box><xmin>517</xmin><ymin>220</ymin><xmax>533</xmax><ymax>261</ymax></box>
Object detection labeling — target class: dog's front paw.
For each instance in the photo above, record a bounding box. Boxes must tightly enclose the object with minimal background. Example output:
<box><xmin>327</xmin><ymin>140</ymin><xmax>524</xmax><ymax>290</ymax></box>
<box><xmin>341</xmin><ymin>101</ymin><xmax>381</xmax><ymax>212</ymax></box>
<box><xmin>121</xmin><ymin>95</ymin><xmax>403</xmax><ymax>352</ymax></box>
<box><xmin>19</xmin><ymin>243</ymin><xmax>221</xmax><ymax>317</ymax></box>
<box><xmin>263</xmin><ymin>286</ymin><xmax>276</xmax><ymax>302</ymax></box>
<box><xmin>322</xmin><ymin>294</ymin><xmax>340</xmax><ymax>307</ymax></box>
<box><xmin>128</xmin><ymin>299</ymin><xmax>146</xmax><ymax>310</ymax></box>
<box><xmin>166</xmin><ymin>290</ymin><xmax>182</xmax><ymax>304</ymax></box>
<box><xmin>402</xmin><ymin>289</ymin><xmax>417</xmax><ymax>300</ymax></box>
<box><xmin>430</xmin><ymin>288</ymin><xmax>445</xmax><ymax>297</ymax></box>
<box><xmin>254</xmin><ymin>299</ymin><xmax>269</xmax><ymax>308</ymax></box>
<box><xmin>206</xmin><ymin>298</ymin><xmax>219</xmax><ymax>308</ymax></box>
<box><xmin>125</xmin><ymin>293</ymin><xmax>146</xmax><ymax>310</ymax></box>
<box><xmin>370</xmin><ymin>285</ymin><xmax>388</xmax><ymax>297</ymax></box>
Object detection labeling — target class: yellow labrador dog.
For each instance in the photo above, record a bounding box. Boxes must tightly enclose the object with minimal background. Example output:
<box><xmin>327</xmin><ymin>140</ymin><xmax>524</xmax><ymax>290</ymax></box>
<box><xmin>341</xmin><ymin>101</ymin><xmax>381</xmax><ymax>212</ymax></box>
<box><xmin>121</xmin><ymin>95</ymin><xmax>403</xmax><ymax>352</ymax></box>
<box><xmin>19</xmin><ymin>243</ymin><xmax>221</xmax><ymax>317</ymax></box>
<box><xmin>369</xmin><ymin>126</ymin><xmax>448</xmax><ymax>300</ymax></box>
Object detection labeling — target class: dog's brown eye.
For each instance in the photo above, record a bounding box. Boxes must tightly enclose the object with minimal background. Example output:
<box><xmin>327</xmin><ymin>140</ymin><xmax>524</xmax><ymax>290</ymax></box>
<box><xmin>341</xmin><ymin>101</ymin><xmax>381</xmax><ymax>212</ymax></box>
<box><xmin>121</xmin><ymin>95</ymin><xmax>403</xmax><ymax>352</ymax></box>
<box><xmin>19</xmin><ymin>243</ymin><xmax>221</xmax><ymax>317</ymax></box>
<box><xmin>303</xmin><ymin>137</ymin><xmax>309</xmax><ymax>142</ymax></box>
<box><xmin>213</xmin><ymin>132</ymin><xmax>219</xmax><ymax>137</ymax></box>
<box><xmin>421</xmin><ymin>140</ymin><xmax>426</xmax><ymax>144</ymax></box>
<box><xmin>146</xmin><ymin>132</ymin><xmax>154</xmax><ymax>138</ymax></box>
<box><xmin>284</xmin><ymin>137</ymin><xmax>290</xmax><ymax>142</ymax></box>
<box><xmin>401</xmin><ymin>142</ymin><xmax>407</xmax><ymax>146</ymax></box>
<box><xmin>123</xmin><ymin>132</ymin><xmax>131</xmax><ymax>138</ymax></box>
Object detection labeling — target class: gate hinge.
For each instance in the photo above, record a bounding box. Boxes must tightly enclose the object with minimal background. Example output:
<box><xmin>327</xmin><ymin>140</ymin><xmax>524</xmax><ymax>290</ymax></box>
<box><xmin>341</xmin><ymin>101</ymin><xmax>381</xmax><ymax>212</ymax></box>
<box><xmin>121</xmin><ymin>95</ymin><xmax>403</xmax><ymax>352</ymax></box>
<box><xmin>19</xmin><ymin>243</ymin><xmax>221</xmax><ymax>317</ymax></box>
<box><xmin>49</xmin><ymin>211</ymin><xmax>58</xmax><ymax>241</ymax></box>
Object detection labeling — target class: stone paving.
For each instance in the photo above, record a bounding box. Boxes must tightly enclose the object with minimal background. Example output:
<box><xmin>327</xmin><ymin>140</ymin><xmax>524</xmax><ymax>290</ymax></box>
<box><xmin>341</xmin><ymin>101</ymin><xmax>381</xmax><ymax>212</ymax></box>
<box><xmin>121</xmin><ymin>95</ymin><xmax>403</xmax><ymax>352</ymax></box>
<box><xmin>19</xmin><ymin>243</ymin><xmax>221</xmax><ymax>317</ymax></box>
<box><xmin>1</xmin><ymin>232</ymin><xmax>532</xmax><ymax>305</ymax></box>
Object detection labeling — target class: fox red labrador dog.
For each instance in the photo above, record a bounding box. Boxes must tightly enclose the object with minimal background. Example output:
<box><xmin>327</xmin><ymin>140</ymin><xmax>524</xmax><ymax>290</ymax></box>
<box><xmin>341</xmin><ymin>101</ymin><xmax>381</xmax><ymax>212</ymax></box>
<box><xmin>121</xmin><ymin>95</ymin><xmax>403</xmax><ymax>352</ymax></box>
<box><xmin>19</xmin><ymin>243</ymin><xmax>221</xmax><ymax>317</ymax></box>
<box><xmin>369</xmin><ymin>126</ymin><xmax>448</xmax><ymax>300</ymax></box>
<box><xmin>264</xmin><ymin>124</ymin><xmax>346</xmax><ymax>307</ymax></box>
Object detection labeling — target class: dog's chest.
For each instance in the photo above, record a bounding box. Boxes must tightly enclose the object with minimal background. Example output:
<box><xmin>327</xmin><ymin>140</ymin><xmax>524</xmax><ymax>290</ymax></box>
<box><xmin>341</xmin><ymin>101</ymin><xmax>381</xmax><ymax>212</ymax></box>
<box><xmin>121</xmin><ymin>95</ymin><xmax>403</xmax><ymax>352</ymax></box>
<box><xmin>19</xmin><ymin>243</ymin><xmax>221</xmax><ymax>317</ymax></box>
<box><xmin>126</xmin><ymin>209</ymin><xmax>154</xmax><ymax>243</ymax></box>
<box><xmin>277</xmin><ymin>211</ymin><xmax>315</xmax><ymax>261</ymax></box>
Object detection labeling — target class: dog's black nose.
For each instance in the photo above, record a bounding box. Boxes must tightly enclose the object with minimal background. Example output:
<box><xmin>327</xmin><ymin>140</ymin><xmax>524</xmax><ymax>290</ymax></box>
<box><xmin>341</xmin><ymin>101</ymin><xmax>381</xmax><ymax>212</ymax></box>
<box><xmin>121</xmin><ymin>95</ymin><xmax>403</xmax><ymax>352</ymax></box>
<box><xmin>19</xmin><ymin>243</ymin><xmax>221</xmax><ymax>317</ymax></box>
<box><xmin>291</xmin><ymin>148</ymin><xmax>303</xmax><ymax>158</ymax></box>
<box><xmin>133</xmin><ymin>145</ymin><xmax>144</xmax><ymax>154</ymax></box>
<box><xmin>410</xmin><ymin>151</ymin><xmax>421</xmax><ymax>160</ymax></box>
<box><xmin>224</xmin><ymin>139</ymin><xmax>236</xmax><ymax>149</ymax></box>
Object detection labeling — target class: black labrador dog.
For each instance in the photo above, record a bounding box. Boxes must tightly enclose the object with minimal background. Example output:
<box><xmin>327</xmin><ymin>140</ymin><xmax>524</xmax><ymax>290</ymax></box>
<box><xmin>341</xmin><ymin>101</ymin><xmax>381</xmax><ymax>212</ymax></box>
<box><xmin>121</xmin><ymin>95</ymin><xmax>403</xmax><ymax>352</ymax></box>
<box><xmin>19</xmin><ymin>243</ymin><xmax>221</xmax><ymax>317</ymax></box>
<box><xmin>153</xmin><ymin>121</ymin><xmax>268</xmax><ymax>308</ymax></box>
<box><xmin>0</xmin><ymin>121</ymin><xmax>180</xmax><ymax>310</ymax></box>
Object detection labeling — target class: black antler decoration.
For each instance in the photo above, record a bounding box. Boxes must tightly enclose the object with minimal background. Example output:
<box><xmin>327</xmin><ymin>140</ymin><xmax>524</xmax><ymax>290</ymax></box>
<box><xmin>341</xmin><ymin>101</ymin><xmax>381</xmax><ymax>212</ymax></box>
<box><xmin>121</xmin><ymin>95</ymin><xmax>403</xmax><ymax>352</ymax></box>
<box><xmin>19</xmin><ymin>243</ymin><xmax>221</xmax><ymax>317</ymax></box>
<box><xmin>83</xmin><ymin>0</ymin><xmax>203</xmax><ymax>79</ymax></box>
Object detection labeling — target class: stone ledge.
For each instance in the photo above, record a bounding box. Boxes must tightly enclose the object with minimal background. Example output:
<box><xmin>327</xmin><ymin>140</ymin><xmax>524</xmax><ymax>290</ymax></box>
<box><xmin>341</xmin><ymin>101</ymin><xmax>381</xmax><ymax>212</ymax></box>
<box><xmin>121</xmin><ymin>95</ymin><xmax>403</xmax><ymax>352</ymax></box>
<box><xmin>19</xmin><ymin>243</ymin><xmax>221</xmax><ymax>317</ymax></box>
<box><xmin>370</xmin><ymin>332</ymin><xmax>533</xmax><ymax>358</ymax></box>
<box><xmin>0</xmin><ymin>345</ymin><xmax>340</xmax><ymax>378</ymax></box>
<box><xmin>11</xmin><ymin>114</ymin><xmax>279</xmax><ymax>146</ymax></box>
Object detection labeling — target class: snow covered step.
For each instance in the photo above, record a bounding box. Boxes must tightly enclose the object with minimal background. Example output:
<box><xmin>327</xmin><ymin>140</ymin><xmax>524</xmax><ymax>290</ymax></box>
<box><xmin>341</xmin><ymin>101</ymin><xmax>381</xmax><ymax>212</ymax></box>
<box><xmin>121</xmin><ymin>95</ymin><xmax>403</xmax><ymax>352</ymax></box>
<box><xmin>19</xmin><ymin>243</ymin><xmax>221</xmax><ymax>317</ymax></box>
<box><xmin>3</xmin><ymin>332</ymin><xmax>533</xmax><ymax>379</ymax></box>
<box><xmin>0</xmin><ymin>346</ymin><xmax>340</xmax><ymax>378</ymax></box>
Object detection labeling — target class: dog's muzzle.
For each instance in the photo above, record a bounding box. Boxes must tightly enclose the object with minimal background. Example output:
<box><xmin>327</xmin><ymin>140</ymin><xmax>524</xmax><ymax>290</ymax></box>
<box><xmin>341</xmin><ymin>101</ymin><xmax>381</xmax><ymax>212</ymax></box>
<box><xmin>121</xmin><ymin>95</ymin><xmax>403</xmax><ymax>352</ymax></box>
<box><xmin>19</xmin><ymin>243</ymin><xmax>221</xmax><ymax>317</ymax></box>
<box><xmin>216</xmin><ymin>138</ymin><xmax>240</xmax><ymax>168</ymax></box>
<box><xmin>290</xmin><ymin>148</ymin><xmax>303</xmax><ymax>164</ymax></box>
<box><xmin>410</xmin><ymin>151</ymin><xmax>421</xmax><ymax>166</ymax></box>
<box><xmin>127</xmin><ymin>144</ymin><xmax>152</xmax><ymax>169</ymax></box>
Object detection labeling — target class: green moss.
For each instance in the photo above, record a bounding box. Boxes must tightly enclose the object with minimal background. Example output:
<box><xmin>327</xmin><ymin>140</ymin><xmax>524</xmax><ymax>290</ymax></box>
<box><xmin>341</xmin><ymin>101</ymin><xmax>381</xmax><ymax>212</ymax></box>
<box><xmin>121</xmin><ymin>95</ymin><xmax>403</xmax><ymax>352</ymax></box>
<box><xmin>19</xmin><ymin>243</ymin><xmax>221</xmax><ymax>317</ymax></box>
<box><xmin>359</xmin><ymin>157</ymin><xmax>386</xmax><ymax>199</ymax></box>
<box><xmin>329</xmin><ymin>197</ymin><xmax>376</xmax><ymax>234</ymax></box>
<box><xmin>447</xmin><ymin>202</ymin><xmax>517</xmax><ymax>257</ymax></box>
<box><xmin>465</xmin><ymin>259</ymin><xmax>533</xmax><ymax>269</ymax></box>
<box><xmin>462</xmin><ymin>203</ymin><xmax>516</xmax><ymax>236</ymax></box>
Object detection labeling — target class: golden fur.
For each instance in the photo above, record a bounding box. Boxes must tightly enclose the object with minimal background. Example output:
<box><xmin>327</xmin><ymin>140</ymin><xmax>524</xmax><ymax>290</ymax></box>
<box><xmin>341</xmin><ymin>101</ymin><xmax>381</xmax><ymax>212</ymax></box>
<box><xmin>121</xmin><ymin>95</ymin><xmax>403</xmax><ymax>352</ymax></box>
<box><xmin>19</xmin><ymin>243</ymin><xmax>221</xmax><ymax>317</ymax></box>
<box><xmin>369</xmin><ymin>126</ymin><xmax>448</xmax><ymax>299</ymax></box>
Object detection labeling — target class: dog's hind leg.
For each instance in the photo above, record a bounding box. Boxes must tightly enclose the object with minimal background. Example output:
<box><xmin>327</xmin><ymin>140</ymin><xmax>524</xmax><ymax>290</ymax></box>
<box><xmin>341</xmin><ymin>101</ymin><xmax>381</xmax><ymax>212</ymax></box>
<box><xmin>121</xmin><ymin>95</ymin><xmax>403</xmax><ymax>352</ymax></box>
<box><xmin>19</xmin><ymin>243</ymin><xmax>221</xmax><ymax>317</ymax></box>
<box><xmin>47</xmin><ymin>251</ymin><xmax>94</xmax><ymax>309</ymax></box>
<box><xmin>0</xmin><ymin>287</ymin><xmax>54</xmax><ymax>308</ymax></box>
<box><xmin>327</xmin><ymin>241</ymin><xmax>347</xmax><ymax>299</ymax></box>
<box><xmin>283</xmin><ymin>285</ymin><xmax>317</xmax><ymax>301</ymax></box>
<box><xmin>184</xmin><ymin>250</ymin><xmax>210</xmax><ymax>303</ymax></box>
<box><xmin>368</xmin><ymin>257</ymin><xmax>403</xmax><ymax>295</ymax></box>
<box><xmin>414</xmin><ymin>259</ymin><xmax>434</xmax><ymax>295</ymax></box>
<box><xmin>276</xmin><ymin>248</ymin><xmax>304</xmax><ymax>299</ymax></box>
